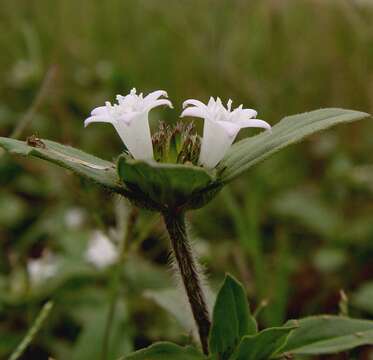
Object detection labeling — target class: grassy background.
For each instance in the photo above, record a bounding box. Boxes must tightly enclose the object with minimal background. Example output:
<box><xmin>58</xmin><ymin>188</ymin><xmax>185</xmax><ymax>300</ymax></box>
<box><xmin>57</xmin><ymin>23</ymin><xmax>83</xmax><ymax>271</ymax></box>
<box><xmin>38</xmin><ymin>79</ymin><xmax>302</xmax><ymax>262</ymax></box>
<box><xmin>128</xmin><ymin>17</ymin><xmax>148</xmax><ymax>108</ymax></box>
<box><xmin>1</xmin><ymin>0</ymin><xmax>373</xmax><ymax>359</ymax></box>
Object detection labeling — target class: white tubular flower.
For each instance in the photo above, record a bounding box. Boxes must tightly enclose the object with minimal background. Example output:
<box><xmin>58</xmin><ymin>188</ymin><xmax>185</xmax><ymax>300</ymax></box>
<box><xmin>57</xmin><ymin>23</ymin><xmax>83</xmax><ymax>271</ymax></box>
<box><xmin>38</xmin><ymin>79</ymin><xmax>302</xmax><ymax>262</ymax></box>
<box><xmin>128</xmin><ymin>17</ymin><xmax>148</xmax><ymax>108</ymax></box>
<box><xmin>27</xmin><ymin>252</ymin><xmax>59</xmax><ymax>286</ymax></box>
<box><xmin>181</xmin><ymin>97</ymin><xmax>271</xmax><ymax>168</ymax></box>
<box><xmin>85</xmin><ymin>88</ymin><xmax>173</xmax><ymax>160</ymax></box>
<box><xmin>85</xmin><ymin>230</ymin><xmax>118</xmax><ymax>269</ymax></box>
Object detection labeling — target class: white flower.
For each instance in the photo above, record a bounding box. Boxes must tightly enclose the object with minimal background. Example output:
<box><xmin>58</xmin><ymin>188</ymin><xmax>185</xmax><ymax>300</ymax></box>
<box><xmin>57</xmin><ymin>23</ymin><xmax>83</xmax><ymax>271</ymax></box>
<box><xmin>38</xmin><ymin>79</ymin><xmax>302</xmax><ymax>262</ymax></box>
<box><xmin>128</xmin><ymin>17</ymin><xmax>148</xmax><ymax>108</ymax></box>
<box><xmin>85</xmin><ymin>230</ymin><xmax>118</xmax><ymax>269</ymax></box>
<box><xmin>64</xmin><ymin>207</ymin><xmax>86</xmax><ymax>229</ymax></box>
<box><xmin>85</xmin><ymin>88</ymin><xmax>172</xmax><ymax>160</ymax></box>
<box><xmin>27</xmin><ymin>252</ymin><xmax>59</xmax><ymax>286</ymax></box>
<box><xmin>181</xmin><ymin>97</ymin><xmax>271</xmax><ymax>168</ymax></box>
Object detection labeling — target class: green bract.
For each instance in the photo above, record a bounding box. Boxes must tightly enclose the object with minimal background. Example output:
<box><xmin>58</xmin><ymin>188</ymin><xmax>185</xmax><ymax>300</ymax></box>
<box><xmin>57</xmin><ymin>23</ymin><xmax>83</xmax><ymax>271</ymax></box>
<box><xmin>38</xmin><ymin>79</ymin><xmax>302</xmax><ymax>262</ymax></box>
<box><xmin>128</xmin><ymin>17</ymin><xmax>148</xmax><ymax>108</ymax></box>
<box><xmin>117</xmin><ymin>156</ymin><xmax>219</xmax><ymax>211</ymax></box>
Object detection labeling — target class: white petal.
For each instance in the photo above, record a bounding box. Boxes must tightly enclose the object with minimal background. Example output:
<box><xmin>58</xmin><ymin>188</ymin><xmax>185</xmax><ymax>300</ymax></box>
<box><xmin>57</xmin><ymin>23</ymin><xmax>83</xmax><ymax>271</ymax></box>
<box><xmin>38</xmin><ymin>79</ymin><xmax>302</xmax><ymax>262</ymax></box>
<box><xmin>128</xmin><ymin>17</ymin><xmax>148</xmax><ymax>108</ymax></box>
<box><xmin>84</xmin><ymin>115</ymin><xmax>115</xmax><ymax>128</ymax></box>
<box><xmin>145</xmin><ymin>98</ymin><xmax>173</xmax><ymax>111</ymax></box>
<box><xmin>144</xmin><ymin>90</ymin><xmax>168</xmax><ymax>103</ymax></box>
<box><xmin>207</xmin><ymin>97</ymin><xmax>216</xmax><ymax>107</ymax></box>
<box><xmin>91</xmin><ymin>106</ymin><xmax>109</xmax><ymax>116</ymax></box>
<box><xmin>229</xmin><ymin>108</ymin><xmax>257</xmax><ymax>122</ymax></box>
<box><xmin>180</xmin><ymin>106</ymin><xmax>207</xmax><ymax>119</ymax></box>
<box><xmin>116</xmin><ymin>94</ymin><xmax>126</xmax><ymax>104</ymax></box>
<box><xmin>182</xmin><ymin>99</ymin><xmax>207</xmax><ymax>109</ymax></box>
<box><xmin>237</xmin><ymin>118</ymin><xmax>271</xmax><ymax>130</ymax></box>
<box><xmin>114</xmin><ymin>112</ymin><xmax>153</xmax><ymax>160</ymax></box>
<box><xmin>227</xmin><ymin>99</ymin><xmax>233</xmax><ymax>111</ymax></box>
<box><xmin>216</xmin><ymin>120</ymin><xmax>241</xmax><ymax>137</ymax></box>
<box><xmin>85</xmin><ymin>230</ymin><xmax>117</xmax><ymax>269</ymax></box>
<box><xmin>116</xmin><ymin>112</ymin><xmax>137</xmax><ymax>125</ymax></box>
<box><xmin>241</xmin><ymin>108</ymin><xmax>258</xmax><ymax>118</ymax></box>
<box><xmin>199</xmin><ymin>119</ymin><xmax>240</xmax><ymax>168</ymax></box>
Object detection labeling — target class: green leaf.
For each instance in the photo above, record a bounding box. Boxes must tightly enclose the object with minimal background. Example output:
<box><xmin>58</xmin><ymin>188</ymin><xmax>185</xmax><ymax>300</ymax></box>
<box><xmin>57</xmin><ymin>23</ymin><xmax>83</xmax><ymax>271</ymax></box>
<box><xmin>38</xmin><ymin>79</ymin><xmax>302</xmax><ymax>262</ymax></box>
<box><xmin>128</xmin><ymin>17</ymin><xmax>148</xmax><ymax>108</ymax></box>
<box><xmin>117</xmin><ymin>156</ymin><xmax>218</xmax><ymax>210</ymax></box>
<box><xmin>0</xmin><ymin>137</ymin><xmax>124</xmax><ymax>193</ymax></box>
<box><xmin>279</xmin><ymin>315</ymin><xmax>373</xmax><ymax>355</ymax></box>
<box><xmin>219</xmin><ymin>108</ymin><xmax>370</xmax><ymax>182</ymax></box>
<box><xmin>121</xmin><ymin>342</ymin><xmax>205</xmax><ymax>360</ymax></box>
<box><xmin>209</xmin><ymin>274</ymin><xmax>257</xmax><ymax>359</ymax></box>
<box><xmin>232</xmin><ymin>326</ymin><xmax>295</xmax><ymax>360</ymax></box>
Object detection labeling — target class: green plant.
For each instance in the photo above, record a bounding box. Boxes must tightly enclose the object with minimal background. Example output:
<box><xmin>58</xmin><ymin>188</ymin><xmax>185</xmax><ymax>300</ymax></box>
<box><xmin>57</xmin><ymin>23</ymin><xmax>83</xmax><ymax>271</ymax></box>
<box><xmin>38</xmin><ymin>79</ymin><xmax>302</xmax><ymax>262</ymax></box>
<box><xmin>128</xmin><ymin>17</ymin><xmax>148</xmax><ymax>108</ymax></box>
<box><xmin>0</xmin><ymin>94</ymin><xmax>370</xmax><ymax>359</ymax></box>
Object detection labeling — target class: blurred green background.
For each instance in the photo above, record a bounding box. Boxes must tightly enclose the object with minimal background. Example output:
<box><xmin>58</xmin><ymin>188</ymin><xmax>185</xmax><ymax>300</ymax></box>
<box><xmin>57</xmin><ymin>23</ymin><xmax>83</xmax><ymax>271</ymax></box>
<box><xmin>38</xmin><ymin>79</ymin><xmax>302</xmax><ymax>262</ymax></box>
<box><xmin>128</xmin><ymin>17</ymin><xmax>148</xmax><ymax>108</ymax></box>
<box><xmin>1</xmin><ymin>0</ymin><xmax>373</xmax><ymax>359</ymax></box>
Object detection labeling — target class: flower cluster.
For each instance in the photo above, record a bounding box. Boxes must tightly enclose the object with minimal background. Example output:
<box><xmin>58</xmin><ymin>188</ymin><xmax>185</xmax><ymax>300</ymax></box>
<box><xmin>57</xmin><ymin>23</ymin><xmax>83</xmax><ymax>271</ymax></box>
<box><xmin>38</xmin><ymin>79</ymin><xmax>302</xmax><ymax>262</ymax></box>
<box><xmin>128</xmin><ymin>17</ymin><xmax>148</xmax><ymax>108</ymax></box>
<box><xmin>152</xmin><ymin>121</ymin><xmax>201</xmax><ymax>165</ymax></box>
<box><xmin>85</xmin><ymin>88</ymin><xmax>271</xmax><ymax>168</ymax></box>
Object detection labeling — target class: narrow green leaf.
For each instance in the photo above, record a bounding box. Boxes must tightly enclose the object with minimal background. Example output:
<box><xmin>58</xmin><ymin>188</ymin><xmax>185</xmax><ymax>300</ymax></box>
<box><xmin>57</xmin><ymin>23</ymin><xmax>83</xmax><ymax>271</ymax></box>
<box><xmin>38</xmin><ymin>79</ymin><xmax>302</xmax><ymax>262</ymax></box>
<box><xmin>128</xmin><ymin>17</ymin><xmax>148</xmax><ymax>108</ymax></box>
<box><xmin>279</xmin><ymin>315</ymin><xmax>373</xmax><ymax>355</ymax></box>
<box><xmin>219</xmin><ymin>108</ymin><xmax>370</xmax><ymax>182</ymax></box>
<box><xmin>9</xmin><ymin>301</ymin><xmax>54</xmax><ymax>360</ymax></box>
<box><xmin>121</xmin><ymin>342</ymin><xmax>205</xmax><ymax>360</ymax></box>
<box><xmin>0</xmin><ymin>137</ymin><xmax>124</xmax><ymax>192</ymax></box>
<box><xmin>209</xmin><ymin>274</ymin><xmax>257</xmax><ymax>359</ymax></box>
<box><xmin>232</xmin><ymin>326</ymin><xmax>295</xmax><ymax>360</ymax></box>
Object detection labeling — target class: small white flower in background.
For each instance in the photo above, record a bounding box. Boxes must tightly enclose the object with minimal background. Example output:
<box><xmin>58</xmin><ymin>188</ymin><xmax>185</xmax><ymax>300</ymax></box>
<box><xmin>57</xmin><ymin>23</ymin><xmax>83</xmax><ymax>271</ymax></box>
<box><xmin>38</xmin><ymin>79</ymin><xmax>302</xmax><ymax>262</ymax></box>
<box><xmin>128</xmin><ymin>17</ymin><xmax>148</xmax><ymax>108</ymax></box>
<box><xmin>64</xmin><ymin>207</ymin><xmax>86</xmax><ymax>229</ymax></box>
<box><xmin>85</xmin><ymin>88</ymin><xmax>173</xmax><ymax>160</ymax></box>
<box><xmin>181</xmin><ymin>97</ymin><xmax>271</xmax><ymax>168</ymax></box>
<box><xmin>27</xmin><ymin>252</ymin><xmax>59</xmax><ymax>286</ymax></box>
<box><xmin>85</xmin><ymin>230</ymin><xmax>118</xmax><ymax>269</ymax></box>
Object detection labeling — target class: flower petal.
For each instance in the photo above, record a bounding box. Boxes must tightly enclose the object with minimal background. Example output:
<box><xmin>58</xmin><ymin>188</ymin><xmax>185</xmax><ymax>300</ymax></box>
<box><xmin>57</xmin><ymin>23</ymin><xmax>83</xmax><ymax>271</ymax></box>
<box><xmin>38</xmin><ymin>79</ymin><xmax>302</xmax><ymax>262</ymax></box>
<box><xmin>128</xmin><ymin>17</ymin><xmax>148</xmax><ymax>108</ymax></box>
<box><xmin>114</xmin><ymin>112</ymin><xmax>153</xmax><ymax>160</ymax></box>
<box><xmin>215</xmin><ymin>120</ymin><xmax>241</xmax><ymax>138</ymax></box>
<box><xmin>199</xmin><ymin>119</ymin><xmax>240</xmax><ymax>168</ymax></box>
<box><xmin>180</xmin><ymin>106</ymin><xmax>207</xmax><ymax>119</ymax></box>
<box><xmin>144</xmin><ymin>90</ymin><xmax>169</xmax><ymax>103</ymax></box>
<box><xmin>229</xmin><ymin>108</ymin><xmax>257</xmax><ymax>122</ymax></box>
<box><xmin>182</xmin><ymin>99</ymin><xmax>207</xmax><ymax>109</ymax></box>
<box><xmin>208</xmin><ymin>97</ymin><xmax>216</xmax><ymax>107</ymax></box>
<box><xmin>91</xmin><ymin>106</ymin><xmax>109</xmax><ymax>116</ymax></box>
<box><xmin>84</xmin><ymin>116</ymin><xmax>115</xmax><ymax>128</ymax></box>
<box><xmin>237</xmin><ymin>118</ymin><xmax>271</xmax><ymax>130</ymax></box>
<box><xmin>145</xmin><ymin>98</ymin><xmax>173</xmax><ymax>111</ymax></box>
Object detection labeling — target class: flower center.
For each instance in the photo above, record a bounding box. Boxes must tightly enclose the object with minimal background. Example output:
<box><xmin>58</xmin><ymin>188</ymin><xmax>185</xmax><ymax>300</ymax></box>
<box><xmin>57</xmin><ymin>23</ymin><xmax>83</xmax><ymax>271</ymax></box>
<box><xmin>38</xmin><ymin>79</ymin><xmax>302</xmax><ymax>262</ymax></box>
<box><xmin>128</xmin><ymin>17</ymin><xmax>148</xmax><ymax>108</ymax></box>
<box><xmin>151</xmin><ymin>121</ymin><xmax>201</xmax><ymax>165</ymax></box>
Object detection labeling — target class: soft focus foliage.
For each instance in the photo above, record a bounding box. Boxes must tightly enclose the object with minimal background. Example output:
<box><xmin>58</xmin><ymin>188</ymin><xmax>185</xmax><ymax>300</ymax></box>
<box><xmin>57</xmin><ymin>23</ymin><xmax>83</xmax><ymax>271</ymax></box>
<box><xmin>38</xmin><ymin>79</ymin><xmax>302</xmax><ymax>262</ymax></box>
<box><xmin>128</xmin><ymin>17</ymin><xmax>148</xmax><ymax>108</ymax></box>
<box><xmin>0</xmin><ymin>0</ymin><xmax>373</xmax><ymax>359</ymax></box>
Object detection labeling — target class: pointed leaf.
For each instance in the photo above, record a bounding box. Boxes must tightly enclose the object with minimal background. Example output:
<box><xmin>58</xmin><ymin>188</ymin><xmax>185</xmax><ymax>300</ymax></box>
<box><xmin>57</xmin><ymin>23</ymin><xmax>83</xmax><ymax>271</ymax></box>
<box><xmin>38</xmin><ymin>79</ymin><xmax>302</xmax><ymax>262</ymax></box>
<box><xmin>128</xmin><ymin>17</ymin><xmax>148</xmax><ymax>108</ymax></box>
<box><xmin>209</xmin><ymin>274</ymin><xmax>257</xmax><ymax>359</ymax></box>
<box><xmin>279</xmin><ymin>316</ymin><xmax>373</xmax><ymax>355</ymax></box>
<box><xmin>219</xmin><ymin>108</ymin><xmax>370</xmax><ymax>182</ymax></box>
<box><xmin>0</xmin><ymin>137</ymin><xmax>124</xmax><ymax>193</ymax></box>
<box><xmin>121</xmin><ymin>342</ymin><xmax>205</xmax><ymax>360</ymax></box>
<box><xmin>232</xmin><ymin>326</ymin><xmax>295</xmax><ymax>360</ymax></box>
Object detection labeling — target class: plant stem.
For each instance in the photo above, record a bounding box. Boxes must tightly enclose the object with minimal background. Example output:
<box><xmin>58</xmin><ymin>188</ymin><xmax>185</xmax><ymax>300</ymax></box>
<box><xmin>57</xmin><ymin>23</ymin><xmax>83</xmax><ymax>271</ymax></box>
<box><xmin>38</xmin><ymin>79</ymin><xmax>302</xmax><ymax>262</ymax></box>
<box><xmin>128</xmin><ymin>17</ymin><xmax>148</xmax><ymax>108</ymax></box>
<box><xmin>163</xmin><ymin>211</ymin><xmax>211</xmax><ymax>355</ymax></box>
<box><xmin>101</xmin><ymin>205</ymin><xmax>138</xmax><ymax>360</ymax></box>
<box><xmin>10</xmin><ymin>301</ymin><xmax>54</xmax><ymax>360</ymax></box>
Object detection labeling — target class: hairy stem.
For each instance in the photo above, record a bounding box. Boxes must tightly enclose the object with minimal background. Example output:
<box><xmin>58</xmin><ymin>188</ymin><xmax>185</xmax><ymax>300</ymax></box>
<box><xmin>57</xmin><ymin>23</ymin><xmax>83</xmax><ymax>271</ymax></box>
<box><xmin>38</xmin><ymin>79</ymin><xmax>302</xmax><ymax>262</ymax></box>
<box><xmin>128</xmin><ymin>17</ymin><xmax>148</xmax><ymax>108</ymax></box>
<box><xmin>163</xmin><ymin>211</ymin><xmax>211</xmax><ymax>355</ymax></box>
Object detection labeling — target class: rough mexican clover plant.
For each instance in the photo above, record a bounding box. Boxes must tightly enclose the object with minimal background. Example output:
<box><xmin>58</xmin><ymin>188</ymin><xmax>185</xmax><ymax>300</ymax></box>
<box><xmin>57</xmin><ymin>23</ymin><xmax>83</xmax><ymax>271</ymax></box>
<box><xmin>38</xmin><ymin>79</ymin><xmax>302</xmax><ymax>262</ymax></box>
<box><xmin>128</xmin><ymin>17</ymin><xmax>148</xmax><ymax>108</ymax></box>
<box><xmin>0</xmin><ymin>88</ymin><xmax>371</xmax><ymax>359</ymax></box>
